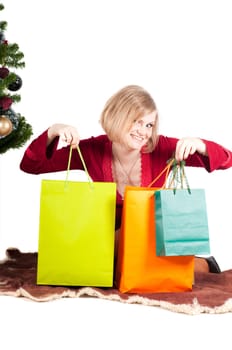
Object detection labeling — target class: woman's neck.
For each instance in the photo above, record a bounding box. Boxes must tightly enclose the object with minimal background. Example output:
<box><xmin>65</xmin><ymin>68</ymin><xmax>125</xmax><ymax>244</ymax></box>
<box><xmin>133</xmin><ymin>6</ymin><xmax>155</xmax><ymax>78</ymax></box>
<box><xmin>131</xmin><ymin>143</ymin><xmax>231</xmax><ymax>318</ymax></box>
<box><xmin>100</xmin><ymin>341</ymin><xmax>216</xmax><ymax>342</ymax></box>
<box><xmin>112</xmin><ymin>142</ymin><xmax>140</xmax><ymax>163</ymax></box>
<box><xmin>112</xmin><ymin>142</ymin><xmax>141</xmax><ymax>197</ymax></box>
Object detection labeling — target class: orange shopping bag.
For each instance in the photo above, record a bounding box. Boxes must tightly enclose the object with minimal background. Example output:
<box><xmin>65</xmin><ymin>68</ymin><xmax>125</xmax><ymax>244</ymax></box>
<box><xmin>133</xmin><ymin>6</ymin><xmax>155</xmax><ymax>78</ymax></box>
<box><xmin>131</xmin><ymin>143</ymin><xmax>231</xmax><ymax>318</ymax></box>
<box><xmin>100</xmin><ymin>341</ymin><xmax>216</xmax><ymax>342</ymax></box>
<box><xmin>115</xmin><ymin>161</ymin><xmax>194</xmax><ymax>293</ymax></box>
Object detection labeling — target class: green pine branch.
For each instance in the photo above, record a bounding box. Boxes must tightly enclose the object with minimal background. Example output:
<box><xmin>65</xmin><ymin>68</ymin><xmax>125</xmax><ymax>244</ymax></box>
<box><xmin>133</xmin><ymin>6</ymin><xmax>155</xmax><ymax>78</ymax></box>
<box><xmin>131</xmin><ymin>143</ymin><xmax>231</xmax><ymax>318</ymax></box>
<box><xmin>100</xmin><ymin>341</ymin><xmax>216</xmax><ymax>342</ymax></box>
<box><xmin>0</xmin><ymin>3</ymin><xmax>33</xmax><ymax>154</ymax></box>
<box><xmin>0</xmin><ymin>21</ymin><xmax>7</xmax><ymax>31</ymax></box>
<box><xmin>0</xmin><ymin>43</ymin><xmax>25</xmax><ymax>67</ymax></box>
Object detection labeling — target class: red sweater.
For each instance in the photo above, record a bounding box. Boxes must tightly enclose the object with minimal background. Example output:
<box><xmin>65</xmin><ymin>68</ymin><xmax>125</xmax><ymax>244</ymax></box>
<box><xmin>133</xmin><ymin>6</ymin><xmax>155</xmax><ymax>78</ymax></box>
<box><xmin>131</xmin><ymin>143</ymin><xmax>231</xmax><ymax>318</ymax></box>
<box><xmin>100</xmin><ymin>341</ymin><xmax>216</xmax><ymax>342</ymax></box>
<box><xmin>20</xmin><ymin>130</ymin><xmax>232</xmax><ymax>229</ymax></box>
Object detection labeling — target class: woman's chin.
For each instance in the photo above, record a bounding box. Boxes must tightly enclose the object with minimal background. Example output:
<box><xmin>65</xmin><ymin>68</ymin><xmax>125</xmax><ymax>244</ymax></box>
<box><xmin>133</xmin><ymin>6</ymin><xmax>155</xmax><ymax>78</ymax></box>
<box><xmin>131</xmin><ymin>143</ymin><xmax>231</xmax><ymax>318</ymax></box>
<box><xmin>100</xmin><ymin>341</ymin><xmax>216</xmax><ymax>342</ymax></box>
<box><xmin>130</xmin><ymin>140</ymin><xmax>146</xmax><ymax>150</ymax></box>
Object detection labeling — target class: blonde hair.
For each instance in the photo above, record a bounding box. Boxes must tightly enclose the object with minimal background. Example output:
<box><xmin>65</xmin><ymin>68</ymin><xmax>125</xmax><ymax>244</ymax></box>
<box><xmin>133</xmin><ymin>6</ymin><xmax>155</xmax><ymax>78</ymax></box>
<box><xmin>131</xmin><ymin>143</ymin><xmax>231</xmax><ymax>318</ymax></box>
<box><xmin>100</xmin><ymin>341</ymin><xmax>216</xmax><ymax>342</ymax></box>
<box><xmin>100</xmin><ymin>85</ymin><xmax>159</xmax><ymax>152</ymax></box>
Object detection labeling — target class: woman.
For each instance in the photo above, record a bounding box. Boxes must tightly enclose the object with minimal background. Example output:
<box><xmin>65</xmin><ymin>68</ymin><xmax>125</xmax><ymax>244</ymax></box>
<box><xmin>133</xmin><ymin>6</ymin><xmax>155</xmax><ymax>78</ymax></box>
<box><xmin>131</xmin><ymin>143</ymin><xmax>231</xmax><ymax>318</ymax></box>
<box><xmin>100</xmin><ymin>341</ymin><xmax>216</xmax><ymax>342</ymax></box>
<box><xmin>20</xmin><ymin>85</ymin><xmax>232</xmax><ymax>273</ymax></box>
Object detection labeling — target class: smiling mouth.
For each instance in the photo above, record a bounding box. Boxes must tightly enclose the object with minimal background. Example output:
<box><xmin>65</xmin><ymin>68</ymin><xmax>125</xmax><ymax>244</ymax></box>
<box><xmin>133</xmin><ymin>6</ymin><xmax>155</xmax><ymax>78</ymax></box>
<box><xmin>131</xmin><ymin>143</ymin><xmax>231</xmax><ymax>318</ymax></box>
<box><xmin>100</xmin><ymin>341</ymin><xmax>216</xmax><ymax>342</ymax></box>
<box><xmin>131</xmin><ymin>134</ymin><xmax>144</xmax><ymax>142</ymax></box>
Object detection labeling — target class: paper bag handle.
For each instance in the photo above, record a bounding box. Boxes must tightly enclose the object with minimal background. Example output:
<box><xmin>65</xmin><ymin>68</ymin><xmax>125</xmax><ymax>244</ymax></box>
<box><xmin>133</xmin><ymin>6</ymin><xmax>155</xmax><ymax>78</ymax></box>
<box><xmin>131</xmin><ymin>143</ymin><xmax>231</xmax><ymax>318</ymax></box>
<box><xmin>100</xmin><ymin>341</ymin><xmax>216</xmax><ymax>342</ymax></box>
<box><xmin>167</xmin><ymin>160</ymin><xmax>191</xmax><ymax>194</ymax></box>
<box><xmin>148</xmin><ymin>158</ymin><xmax>191</xmax><ymax>194</ymax></box>
<box><xmin>148</xmin><ymin>158</ymin><xmax>174</xmax><ymax>188</ymax></box>
<box><xmin>65</xmin><ymin>145</ymin><xmax>92</xmax><ymax>185</ymax></box>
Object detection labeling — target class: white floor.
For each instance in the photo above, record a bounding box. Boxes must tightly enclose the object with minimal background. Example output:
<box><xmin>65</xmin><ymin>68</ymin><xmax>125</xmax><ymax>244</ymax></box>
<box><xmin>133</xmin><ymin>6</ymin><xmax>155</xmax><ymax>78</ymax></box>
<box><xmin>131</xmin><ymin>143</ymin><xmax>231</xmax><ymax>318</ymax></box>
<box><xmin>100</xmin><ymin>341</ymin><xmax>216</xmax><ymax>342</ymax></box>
<box><xmin>0</xmin><ymin>290</ymin><xmax>232</xmax><ymax>349</ymax></box>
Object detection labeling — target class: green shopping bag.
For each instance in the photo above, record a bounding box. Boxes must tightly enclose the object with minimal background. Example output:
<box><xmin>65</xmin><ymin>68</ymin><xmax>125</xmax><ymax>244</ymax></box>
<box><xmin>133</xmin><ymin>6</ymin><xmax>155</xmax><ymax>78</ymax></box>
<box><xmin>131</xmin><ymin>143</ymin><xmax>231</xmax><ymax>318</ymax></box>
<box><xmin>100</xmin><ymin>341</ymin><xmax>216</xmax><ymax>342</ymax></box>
<box><xmin>155</xmin><ymin>160</ymin><xmax>210</xmax><ymax>256</ymax></box>
<box><xmin>37</xmin><ymin>146</ymin><xmax>116</xmax><ymax>287</ymax></box>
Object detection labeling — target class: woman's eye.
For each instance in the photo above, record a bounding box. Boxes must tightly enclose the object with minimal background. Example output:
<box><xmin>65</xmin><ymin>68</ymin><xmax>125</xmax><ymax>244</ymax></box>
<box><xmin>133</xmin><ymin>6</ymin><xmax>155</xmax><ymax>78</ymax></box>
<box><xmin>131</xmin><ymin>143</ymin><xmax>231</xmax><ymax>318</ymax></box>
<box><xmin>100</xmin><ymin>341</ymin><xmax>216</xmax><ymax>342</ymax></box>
<box><xmin>146</xmin><ymin>123</ymin><xmax>154</xmax><ymax>128</ymax></box>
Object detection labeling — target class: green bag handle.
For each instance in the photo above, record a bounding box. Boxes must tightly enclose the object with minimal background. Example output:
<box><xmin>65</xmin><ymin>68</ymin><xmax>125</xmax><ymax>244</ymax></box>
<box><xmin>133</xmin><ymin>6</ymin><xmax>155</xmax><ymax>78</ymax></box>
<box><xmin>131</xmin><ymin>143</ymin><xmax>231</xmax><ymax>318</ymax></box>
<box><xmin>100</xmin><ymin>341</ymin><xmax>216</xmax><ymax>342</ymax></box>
<box><xmin>65</xmin><ymin>145</ymin><xmax>93</xmax><ymax>187</ymax></box>
<box><xmin>148</xmin><ymin>158</ymin><xmax>191</xmax><ymax>194</ymax></box>
<box><xmin>167</xmin><ymin>159</ymin><xmax>191</xmax><ymax>194</ymax></box>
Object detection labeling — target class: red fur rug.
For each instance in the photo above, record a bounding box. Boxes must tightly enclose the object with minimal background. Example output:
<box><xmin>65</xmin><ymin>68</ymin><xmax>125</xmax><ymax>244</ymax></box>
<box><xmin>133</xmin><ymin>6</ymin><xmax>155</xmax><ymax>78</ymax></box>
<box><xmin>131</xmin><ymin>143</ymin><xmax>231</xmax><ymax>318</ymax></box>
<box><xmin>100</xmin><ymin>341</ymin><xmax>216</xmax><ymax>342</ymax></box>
<box><xmin>1</xmin><ymin>248</ymin><xmax>232</xmax><ymax>315</ymax></box>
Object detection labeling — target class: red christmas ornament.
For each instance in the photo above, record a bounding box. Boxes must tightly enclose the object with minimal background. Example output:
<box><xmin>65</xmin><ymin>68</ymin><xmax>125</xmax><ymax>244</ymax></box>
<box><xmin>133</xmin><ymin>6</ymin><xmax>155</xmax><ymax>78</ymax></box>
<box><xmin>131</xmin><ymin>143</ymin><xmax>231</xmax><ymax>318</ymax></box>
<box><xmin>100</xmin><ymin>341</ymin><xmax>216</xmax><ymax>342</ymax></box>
<box><xmin>0</xmin><ymin>66</ymin><xmax>9</xmax><ymax>79</ymax></box>
<box><xmin>0</xmin><ymin>96</ymin><xmax>13</xmax><ymax>110</ymax></box>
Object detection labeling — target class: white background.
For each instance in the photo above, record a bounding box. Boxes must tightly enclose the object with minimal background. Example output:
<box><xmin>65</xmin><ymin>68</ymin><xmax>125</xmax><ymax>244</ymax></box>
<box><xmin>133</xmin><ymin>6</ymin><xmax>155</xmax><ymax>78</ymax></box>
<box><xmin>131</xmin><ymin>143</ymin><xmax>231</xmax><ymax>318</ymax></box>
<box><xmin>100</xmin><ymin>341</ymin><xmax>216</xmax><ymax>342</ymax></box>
<box><xmin>0</xmin><ymin>1</ymin><xmax>232</xmax><ymax>348</ymax></box>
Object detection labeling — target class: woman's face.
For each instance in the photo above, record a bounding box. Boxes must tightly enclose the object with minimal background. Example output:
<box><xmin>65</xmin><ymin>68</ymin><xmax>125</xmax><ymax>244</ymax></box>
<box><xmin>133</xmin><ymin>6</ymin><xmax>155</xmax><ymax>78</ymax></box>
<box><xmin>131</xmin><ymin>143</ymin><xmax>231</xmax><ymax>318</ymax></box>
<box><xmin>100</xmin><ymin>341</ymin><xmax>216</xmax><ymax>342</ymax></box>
<box><xmin>123</xmin><ymin>111</ymin><xmax>157</xmax><ymax>150</ymax></box>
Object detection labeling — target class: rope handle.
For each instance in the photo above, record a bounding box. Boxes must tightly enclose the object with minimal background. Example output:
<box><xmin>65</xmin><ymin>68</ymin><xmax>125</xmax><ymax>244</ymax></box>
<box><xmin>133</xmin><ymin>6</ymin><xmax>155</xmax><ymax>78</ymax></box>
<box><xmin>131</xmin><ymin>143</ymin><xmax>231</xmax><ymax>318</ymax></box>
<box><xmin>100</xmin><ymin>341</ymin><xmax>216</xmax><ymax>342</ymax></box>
<box><xmin>65</xmin><ymin>145</ymin><xmax>92</xmax><ymax>185</ymax></box>
<box><xmin>148</xmin><ymin>158</ymin><xmax>191</xmax><ymax>194</ymax></box>
<box><xmin>65</xmin><ymin>149</ymin><xmax>190</xmax><ymax>193</ymax></box>
<box><xmin>167</xmin><ymin>160</ymin><xmax>191</xmax><ymax>194</ymax></box>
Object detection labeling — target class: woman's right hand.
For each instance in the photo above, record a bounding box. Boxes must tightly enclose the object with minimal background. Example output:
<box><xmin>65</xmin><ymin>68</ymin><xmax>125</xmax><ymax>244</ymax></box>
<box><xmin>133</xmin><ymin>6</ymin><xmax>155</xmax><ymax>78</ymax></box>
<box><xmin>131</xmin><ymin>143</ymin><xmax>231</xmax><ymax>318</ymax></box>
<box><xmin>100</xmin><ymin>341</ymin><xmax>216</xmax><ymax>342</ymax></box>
<box><xmin>47</xmin><ymin>123</ymin><xmax>80</xmax><ymax>148</ymax></box>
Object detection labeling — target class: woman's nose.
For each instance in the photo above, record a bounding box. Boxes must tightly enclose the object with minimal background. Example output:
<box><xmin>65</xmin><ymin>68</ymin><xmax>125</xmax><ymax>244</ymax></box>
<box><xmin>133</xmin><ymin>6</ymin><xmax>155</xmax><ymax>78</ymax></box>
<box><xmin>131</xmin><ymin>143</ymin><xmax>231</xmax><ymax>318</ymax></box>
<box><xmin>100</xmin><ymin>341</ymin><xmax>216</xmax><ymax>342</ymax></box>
<box><xmin>136</xmin><ymin>124</ymin><xmax>146</xmax><ymax>135</ymax></box>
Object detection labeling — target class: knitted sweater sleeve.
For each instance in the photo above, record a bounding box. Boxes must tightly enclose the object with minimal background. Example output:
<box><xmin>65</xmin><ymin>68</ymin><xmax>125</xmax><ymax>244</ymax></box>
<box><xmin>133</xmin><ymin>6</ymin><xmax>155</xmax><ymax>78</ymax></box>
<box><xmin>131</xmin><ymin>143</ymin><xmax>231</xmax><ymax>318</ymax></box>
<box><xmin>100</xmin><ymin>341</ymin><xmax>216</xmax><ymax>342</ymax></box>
<box><xmin>156</xmin><ymin>136</ymin><xmax>232</xmax><ymax>172</ymax></box>
<box><xmin>19</xmin><ymin>129</ymin><xmax>71</xmax><ymax>174</ymax></box>
<box><xmin>203</xmin><ymin>139</ymin><xmax>232</xmax><ymax>171</ymax></box>
<box><xmin>19</xmin><ymin>130</ymin><xmax>108</xmax><ymax>179</ymax></box>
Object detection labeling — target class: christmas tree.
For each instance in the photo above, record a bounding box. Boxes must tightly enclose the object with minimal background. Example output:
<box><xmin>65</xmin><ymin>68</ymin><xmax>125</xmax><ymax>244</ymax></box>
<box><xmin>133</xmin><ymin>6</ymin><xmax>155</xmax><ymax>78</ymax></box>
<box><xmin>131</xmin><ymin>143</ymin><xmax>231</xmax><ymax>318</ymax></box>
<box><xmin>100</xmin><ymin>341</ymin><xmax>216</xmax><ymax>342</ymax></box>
<box><xmin>0</xmin><ymin>3</ymin><xmax>32</xmax><ymax>154</ymax></box>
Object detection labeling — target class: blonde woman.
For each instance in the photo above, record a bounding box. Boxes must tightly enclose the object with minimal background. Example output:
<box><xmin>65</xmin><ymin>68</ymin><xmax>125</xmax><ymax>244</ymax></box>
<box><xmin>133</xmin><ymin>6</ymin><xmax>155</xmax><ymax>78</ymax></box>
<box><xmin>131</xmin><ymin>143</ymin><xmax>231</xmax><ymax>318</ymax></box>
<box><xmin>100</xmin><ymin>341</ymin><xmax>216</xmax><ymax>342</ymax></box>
<box><xmin>20</xmin><ymin>85</ymin><xmax>232</xmax><ymax>273</ymax></box>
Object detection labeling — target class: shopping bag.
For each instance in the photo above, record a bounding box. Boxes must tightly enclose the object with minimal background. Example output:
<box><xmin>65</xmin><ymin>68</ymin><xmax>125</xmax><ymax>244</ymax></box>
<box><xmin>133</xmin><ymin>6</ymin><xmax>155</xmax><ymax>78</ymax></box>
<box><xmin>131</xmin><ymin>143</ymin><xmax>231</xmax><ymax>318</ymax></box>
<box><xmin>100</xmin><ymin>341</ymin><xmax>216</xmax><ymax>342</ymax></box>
<box><xmin>155</xmin><ymin>161</ymin><xmax>210</xmax><ymax>256</ymax></box>
<box><xmin>115</xmin><ymin>161</ymin><xmax>194</xmax><ymax>293</ymax></box>
<box><xmin>37</xmin><ymin>146</ymin><xmax>116</xmax><ymax>287</ymax></box>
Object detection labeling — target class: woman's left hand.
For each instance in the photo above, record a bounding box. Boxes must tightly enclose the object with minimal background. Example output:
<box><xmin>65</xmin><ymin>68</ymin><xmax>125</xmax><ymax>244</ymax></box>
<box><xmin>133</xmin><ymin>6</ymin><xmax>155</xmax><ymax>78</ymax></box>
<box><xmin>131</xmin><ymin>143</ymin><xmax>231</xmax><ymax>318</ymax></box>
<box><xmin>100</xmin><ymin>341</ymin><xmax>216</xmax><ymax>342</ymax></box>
<box><xmin>175</xmin><ymin>137</ymin><xmax>207</xmax><ymax>162</ymax></box>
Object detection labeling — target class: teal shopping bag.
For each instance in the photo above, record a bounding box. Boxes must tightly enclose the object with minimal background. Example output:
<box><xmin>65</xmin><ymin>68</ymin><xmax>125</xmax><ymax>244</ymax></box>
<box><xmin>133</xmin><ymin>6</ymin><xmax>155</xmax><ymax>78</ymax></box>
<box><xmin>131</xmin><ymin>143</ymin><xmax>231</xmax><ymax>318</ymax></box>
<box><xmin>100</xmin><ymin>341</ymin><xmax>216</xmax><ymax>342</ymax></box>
<box><xmin>154</xmin><ymin>160</ymin><xmax>210</xmax><ymax>256</ymax></box>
